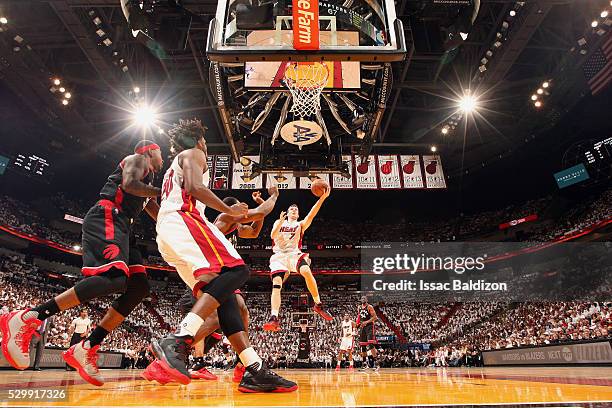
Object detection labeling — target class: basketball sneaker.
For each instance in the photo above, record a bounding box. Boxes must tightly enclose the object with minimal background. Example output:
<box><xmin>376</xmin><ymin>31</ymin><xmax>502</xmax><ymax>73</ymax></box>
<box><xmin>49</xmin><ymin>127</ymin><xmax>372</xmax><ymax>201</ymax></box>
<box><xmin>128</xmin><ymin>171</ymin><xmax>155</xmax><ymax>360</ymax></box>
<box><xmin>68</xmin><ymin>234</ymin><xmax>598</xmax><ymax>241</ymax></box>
<box><xmin>0</xmin><ymin>310</ymin><xmax>42</xmax><ymax>370</ymax></box>
<box><xmin>238</xmin><ymin>363</ymin><xmax>298</xmax><ymax>393</ymax></box>
<box><xmin>142</xmin><ymin>360</ymin><xmax>174</xmax><ymax>385</ymax></box>
<box><xmin>335</xmin><ymin>365</ymin><xmax>340</xmax><ymax>371</ymax></box>
<box><xmin>263</xmin><ymin>316</ymin><xmax>280</xmax><ymax>332</ymax></box>
<box><xmin>313</xmin><ymin>303</ymin><xmax>333</xmax><ymax>321</ymax></box>
<box><xmin>190</xmin><ymin>367</ymin><xmax>218</xmax><ymax>380</ymax></box>
<box><xmin>62</xmin><ymin>341</ymin><xmax>104</xmax><ymax>386</ymax></box>
<box><xmin>151</xmin><ymin>335</ymin><xmax>192</xmax><ymax>385</ymax></box>
<box><xmin>233</xmin><ymin>363</ymin><xmax>246</xmax><ymax>383</ymax></box>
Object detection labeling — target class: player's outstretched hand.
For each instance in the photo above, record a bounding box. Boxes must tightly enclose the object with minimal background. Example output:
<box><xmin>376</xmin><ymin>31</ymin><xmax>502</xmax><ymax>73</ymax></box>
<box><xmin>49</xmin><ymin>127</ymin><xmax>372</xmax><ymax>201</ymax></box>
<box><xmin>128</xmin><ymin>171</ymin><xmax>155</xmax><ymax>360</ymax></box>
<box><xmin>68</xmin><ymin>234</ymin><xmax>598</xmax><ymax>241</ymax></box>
<box><xmin>321</xmin><ymin>186</ymin><xmax>331</xmax><ymax>200</ymax></box>
<box><xmin>279</xmin><ymin>210</ymin><xmax>287</xmax><ymax>222</ymax></box>
<box><xmin>268</xmin><ymin>185</ymin><xmax>279</xmax><ymax>197</ymax></box>
<box><xmin>229</xmin><ymin>202</ymin><xmax>249</xmax><ymax>217</ymax></box>
<box><xmin>252</xmin><ymin>191</ymin><xmax>264</xmax><ymax>204</ymax></box>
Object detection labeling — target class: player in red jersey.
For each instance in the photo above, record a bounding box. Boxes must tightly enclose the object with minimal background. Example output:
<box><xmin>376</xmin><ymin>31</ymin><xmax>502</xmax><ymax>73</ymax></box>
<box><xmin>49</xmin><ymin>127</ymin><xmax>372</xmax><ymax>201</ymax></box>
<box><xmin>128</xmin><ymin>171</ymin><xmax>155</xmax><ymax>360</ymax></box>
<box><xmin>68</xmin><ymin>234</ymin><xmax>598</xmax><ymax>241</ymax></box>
<box><xmin>0</xmin><ymin>141</ymin><xmax>163</xmax><ymax>386</ymax></box>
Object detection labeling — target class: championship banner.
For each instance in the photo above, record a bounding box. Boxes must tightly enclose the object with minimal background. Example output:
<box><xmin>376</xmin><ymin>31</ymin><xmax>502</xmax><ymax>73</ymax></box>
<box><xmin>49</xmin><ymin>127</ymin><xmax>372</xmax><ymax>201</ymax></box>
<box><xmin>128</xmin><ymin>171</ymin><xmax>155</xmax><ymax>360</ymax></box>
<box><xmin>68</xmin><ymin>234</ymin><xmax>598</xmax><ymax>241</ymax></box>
<box><xmin>332</xmin><ymin>155</ymin><xmax>354</xmax><ymax>189</ymax></box>
<box><xmin>499</xmin><ymin>214</ymin><xmax>538</xmax><ymax>230</ymax></box>
<box><xmin>299</xmin><ymin>173</ymin><xmax>331</xmax><ymax>189</ymax></box>
<box><xmin>422</xmin><ymin>155</ymin><xmax>447</xmax><ymax>189</ymax></box>
<box><xmin>212</xmin><ymin>155</ymin><xmax>231</xmax><ymax>190</ymax></box>
<box><xmin>400</xmin><ymin>155</ymin><xmax>424</xmax><ymax>189</ymax></box>
<box><xmin>266</xmin><ymin>172</ymin><xmax>297</xmax><ymax>189</ymax></box>
<box><xmin>206</xmin><ymin>155</ymin><xmax>214</xmax><ymax>189</ymax></box>
<box><xmin>355</xmin><ymin>155</ymin><xmax>378</xmax><ymax>189</ymax></box>
<box><xmin>231</xmin><ymin>155</ymin><xmax>263</xmax><ymax>189</ymax></box>
<box><xmin>377</xmin><ymin>155</ymin><xmax>401</xmax><ymax>189</ymax></box>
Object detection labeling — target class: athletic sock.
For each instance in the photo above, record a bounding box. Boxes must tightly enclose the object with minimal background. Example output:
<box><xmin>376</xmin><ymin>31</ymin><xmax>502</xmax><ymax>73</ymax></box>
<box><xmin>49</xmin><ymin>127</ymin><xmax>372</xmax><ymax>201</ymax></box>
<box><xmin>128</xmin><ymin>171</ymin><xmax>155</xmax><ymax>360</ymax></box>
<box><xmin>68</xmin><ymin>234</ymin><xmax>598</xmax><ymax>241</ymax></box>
<box><xmin>30</xmin><ymin>300</ymin><xmax>61</xmax><ymax>320</ymax></box>
<box><xmin>313</xmin><ymin>295</ymin><xmax>321</xmax><ymax>304</ymax></box>
<box><xmin>87</xmin><ymin>326</ymin><xmax>110</xmax><ymax>347</ymax></box>
<box><xmin>271</xmin><ymin>309</ymin><xmax>279</xmax><ymax>317</ymax></box>
<box><xmin>177</xmin><ymin>312</ymin><xmax>204</xmax><ymax>337</ymax></box>
<box><xmin>239</xmin><ymin>347</ymin><xmax>263</xmax><ymax>373</ymax></box>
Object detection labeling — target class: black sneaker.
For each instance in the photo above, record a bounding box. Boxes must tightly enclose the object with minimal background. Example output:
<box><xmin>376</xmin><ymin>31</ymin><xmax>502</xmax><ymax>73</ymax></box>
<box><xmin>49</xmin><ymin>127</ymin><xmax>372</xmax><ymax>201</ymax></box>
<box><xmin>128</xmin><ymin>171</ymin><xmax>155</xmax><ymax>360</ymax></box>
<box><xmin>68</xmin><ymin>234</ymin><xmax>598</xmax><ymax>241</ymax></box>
<box><xmin>191</xmin><ymin>357</ymin><xmax>205</xmax><ymax>372</ymax></box>
<box><xmin>151</xmin><ymin>335</ymin><xmax>192</xmax><ymax>385</ymax></box>
<box><xmin>238</xmin><ymin>363</ymin><xmax>298</xmax><ymax>393</ymax></box>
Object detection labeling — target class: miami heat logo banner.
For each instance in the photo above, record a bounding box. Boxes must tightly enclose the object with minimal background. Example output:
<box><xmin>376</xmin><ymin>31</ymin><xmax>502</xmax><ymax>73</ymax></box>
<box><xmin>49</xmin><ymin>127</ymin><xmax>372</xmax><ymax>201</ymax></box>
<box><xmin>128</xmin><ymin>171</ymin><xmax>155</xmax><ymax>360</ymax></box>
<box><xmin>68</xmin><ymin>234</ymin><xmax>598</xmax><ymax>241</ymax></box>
<box><xmin>400</xmin><ymin>155</ymin><xmax>424</xmax><ymax>189</ymax></box>
<box><xmin>422</xmin><ymin>155</ymin><xmax>447</xmax><ymax>189</ymax></box>
<box><xmin>266</xmin><ymin>172</ymin><xmax>297</xmax><ymax>189</ymax></box>
<box><xmin>355</xmin><ymin>156</ymin><xmax>378</xmax><ymax>189</ymax></box>
<box><xmin>212</xmin><ymin>155</ymin><xmax>230</xmax><ymax>190</ymax></box>
<box><xmin>231</xmin><ymin>155</ymin><xmax>263</xmax><ymax>190</ymax></box>
<box><xmin>332</xmin><ymin>155</ymin><xmax>354</xmax><ymax>189</ymax></box>
<box><xmin>377</xmin><ymin>155</ymin><xmax>401</xmax><ymax>189</ymax></box>
<box><xmin>299</xmin><ymin>173</ymin><xmax>331</xmax><ymax>189</ymax></box>
<box><xmin>206</xmin><ymin>155</ymin><xmax>215</xmax><ymax>189</ymax></box>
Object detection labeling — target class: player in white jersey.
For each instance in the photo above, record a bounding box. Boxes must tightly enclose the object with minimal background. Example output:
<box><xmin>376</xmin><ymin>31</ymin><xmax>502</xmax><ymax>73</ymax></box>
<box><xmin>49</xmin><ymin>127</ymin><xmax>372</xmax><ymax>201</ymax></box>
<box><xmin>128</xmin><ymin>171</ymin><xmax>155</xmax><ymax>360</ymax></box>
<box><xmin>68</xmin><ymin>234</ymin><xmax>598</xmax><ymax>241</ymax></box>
<box><xmin>263</xmin><ymin>189</ymin><xmax>332</xmax><ymax>332</ymax></box>
<box><xmin>151</xmin><ymin>118</ymin><xmax>297</xmax><ymax>393</ymax></box>
<box><xmin>336</xmin><ymin>313</ymin><xmax>356</xmax><ymax>371</ymax></box>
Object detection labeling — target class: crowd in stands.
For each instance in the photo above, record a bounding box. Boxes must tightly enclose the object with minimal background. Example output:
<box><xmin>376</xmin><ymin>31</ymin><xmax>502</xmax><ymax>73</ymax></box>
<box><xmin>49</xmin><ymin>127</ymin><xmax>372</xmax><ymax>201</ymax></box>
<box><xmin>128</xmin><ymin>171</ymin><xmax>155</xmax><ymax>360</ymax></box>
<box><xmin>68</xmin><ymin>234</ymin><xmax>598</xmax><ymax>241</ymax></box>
<box><xmin>2</xmin><ymin>187</ymin><xmax>611</xmax><ymax>262</ymax></box>
<box><xmin>2</xmin><ymin>250</ymin><xmax>610</xmax><ymax>369</ymax></box>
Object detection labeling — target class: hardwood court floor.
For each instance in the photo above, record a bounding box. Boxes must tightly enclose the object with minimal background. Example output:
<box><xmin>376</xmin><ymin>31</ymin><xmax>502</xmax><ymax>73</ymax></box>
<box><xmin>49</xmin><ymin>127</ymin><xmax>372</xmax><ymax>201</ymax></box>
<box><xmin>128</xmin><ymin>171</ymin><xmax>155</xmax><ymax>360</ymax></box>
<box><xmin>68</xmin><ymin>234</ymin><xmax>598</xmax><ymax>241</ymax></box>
<box><xmin>0</xmin><ymin>367</ymin><xmax>611</xmax><ymax>407</ymax></box>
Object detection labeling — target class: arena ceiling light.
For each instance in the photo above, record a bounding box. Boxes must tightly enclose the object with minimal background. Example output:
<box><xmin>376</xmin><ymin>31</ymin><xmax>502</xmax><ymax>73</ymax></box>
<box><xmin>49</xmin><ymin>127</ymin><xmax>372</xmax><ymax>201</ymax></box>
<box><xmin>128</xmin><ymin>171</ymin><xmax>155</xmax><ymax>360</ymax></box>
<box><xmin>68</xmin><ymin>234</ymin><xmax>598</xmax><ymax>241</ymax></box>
<box><xmin>0</xmin><ymin>17</ymin><xmax>8</xmax><ymax>25</ymax></box>
<box><xmin>133</xmin><ymin>104</ymin><xmax>158</xmax><ymax>127</ymax></box>
<box><xmin>458</xmin><ymin>94</ymin><xmax>478</xmax><ymax>113</ymax></box>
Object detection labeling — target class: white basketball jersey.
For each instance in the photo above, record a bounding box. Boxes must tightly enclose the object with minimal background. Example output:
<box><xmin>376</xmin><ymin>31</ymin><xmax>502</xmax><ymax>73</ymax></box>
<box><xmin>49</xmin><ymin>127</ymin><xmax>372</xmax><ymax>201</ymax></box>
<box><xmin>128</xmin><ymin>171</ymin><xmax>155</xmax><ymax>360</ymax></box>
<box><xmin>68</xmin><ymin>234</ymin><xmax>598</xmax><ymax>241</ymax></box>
<box><xmin>342</xmin><ymin>320</ymin><xmax>354</xmax><ymax>338</ymax></box>
<box><xmin>272</xmin><ymin>219</ymin><xmax>302</xmax><ymax>254</ymax></box>
<box><xmin>158</xmin><ymin>155</ymin><xmax>210</xmax><ymax>220</ymax></box>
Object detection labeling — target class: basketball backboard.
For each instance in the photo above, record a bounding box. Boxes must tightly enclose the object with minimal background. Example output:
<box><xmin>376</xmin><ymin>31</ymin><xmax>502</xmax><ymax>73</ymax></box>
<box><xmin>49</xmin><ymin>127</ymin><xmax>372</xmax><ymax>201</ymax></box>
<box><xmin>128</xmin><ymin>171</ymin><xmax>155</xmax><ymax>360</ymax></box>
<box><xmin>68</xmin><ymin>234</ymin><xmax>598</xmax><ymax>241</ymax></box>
<box><xmin>206</xmin><ymin>0</ymin><xmax>406</xmax><ymax>62</ymax></box>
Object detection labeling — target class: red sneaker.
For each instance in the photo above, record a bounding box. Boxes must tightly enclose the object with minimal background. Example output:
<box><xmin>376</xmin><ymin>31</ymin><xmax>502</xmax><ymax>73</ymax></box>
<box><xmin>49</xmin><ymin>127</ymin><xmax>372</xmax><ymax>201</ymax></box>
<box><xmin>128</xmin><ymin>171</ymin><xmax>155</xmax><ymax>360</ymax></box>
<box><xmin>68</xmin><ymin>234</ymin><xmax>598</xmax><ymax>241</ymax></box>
<box><xmin>142</xmin><ymin>360</ymin><xmax>174</xmax><ymax>385</ymax></box>
<box><xmin>313</xmin><ymin>303</ymin><xmax>333</xmax><ymax>321</ymax></box>
<box><xmin>190</xmin><ymin>367</ymin><xmax>218</xmax><ymax>381</ymax></box>
<box><xmin>335</xmin><ymin>365</ymin><xmax>340</xmax><ymax>371</ymax></box>
<box><xmin>233</xmin><ymin>363</ymin><xmax>246</xmax><ymax>383</ymax></box>
<box><xmin>0</xmin><ymin>310</ymin><xmax>42</xmax><ymax>370</ymax></box>
<box><xmin>263</xmin><ymin>316</ymin><xmax>280</xmax><ymax>332</ymax></box>
<box><xmin>62</xmin><ymin>341</ymin><xmax>104</xmax><ymax>387</ymax></box>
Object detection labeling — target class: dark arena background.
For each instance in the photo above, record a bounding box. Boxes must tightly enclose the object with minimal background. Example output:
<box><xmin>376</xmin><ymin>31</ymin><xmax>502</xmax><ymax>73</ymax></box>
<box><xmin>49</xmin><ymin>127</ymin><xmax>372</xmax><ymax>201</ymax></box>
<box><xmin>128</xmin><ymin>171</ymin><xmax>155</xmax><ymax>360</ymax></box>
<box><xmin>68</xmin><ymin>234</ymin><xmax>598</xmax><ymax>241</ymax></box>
<box><xmin>0</xmin><ymin>0</ymin><xmax>611</xmax><ymax>407</ymax></box>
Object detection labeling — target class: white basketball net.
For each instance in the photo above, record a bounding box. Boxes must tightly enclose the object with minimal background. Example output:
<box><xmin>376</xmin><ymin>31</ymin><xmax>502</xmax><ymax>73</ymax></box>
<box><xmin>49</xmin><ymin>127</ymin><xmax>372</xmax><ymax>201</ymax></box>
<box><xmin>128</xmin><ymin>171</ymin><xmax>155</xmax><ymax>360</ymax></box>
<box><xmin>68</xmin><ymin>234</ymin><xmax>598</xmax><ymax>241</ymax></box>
<box><xmin>283</xmin><ymin>62</ymin><xmax>329</xmax><ymax>119</ymax></box>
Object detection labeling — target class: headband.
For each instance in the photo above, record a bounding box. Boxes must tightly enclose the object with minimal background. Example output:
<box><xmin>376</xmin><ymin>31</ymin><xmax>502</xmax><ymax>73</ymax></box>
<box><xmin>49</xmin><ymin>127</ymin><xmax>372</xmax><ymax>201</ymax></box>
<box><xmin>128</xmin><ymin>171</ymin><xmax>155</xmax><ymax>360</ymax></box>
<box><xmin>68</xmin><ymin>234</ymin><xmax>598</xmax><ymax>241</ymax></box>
<box><xmin>135</xmin><ymin>143</ymin><xmax>160</xmax><ymax>155</ymax></box>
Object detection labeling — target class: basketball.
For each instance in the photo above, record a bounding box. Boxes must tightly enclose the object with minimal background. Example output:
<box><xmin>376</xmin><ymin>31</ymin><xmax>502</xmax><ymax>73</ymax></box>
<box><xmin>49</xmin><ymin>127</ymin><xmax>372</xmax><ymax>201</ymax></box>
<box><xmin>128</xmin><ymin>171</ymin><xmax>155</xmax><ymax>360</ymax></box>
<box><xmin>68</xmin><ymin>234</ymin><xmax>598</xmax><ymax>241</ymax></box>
<box><xmin>311</xmin><ymin>179</ymin><xmax>329</xmax><ymax>197</ymax></box>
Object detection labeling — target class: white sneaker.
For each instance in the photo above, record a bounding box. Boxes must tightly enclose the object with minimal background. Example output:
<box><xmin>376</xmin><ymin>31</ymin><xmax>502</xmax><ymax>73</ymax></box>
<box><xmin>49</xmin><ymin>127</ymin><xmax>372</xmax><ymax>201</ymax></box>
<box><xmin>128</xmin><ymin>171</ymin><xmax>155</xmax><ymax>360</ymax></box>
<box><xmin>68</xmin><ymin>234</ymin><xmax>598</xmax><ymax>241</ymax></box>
<box><xmin>63</xmin><ymin>341</ymin><xmax>104</xmax><ymax>386</ymax></box>
<box><xmin>0</xmin><ymin>310</ymin><xmax>41</xmax><ymax>370</ymax></box>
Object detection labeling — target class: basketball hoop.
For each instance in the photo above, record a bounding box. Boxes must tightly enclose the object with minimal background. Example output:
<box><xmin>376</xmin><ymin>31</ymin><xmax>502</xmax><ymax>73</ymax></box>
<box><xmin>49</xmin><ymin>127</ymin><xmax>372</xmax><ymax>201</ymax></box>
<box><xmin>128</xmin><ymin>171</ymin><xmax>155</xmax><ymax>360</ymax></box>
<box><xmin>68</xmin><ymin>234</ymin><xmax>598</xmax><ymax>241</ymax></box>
<box><xmin>283</xmin><ymin>62</ymin><xmax>329</xmax><ymax>119</ymax></box>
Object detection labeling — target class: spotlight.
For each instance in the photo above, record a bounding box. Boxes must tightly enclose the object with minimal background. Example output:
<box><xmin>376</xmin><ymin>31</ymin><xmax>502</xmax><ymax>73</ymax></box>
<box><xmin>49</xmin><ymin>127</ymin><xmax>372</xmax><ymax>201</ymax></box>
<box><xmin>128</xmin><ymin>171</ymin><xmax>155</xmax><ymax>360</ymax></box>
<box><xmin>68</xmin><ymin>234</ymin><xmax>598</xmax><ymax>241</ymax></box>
<box><xmin>481</xmin><ymin>57</ymin><xmax>488</xmax><ymax>65</ymax></box>
<box><xmin>494</xmin><ymin>41</ymin><xmax>502</xmax><ymax>48</ymax></box>
<box><xmin>478</xmin><ymin>65</ymin><xmax>487</xmax><ymax>73</ymax></box>
<box><xmin>602</xmin><ymin>11</ymin><xmax>608</xmax><ymax>18</ymax></box>
<box><xmin>102</xmin><ymin>38</ymin><xmax>113</xmax><ymax>46</ymax></box>
<box><xmin>536</xmin><ymin>88</ymin><xmax>543</xmax><ymax>95</ymax></box>
<box><xmin>441</xmin><ymin>127</ymin><xmax>449</xmax><ymax>135</ymax></box>
<box><xmin>59</xmin><ymin>87</ymin><xmax>66</xmax><ymax>93</ymax></box>
<box><xmin>53</xmin><ymin>78</ymin><xmax>61</xmax><ymax>86</ymax></box>
<box><xmin>458</xmin><ymin>94</ymin><xmax>478</xmax><ymax>113</ymax></box>
<box><xmin>509</xmin><ymin>10</ymin><xmax>516</xmax><ymax>17</ymax></box>
<box><xmin>0</xmin><ymin>17</ymin><xmax>7</xmax><ymax>25</ymax></box>
<box><xmin>62</xmin><ymin>99</ymin><xmax>69</xmax><ymax>106</ymax></box>
<box><xmin>72</xmin><ymin>244</ymin><xmax>81</xmax><ymax>251</ymax></box>
<box><xmin>531</xmin><ymin>95</ymin><xmax>538</xmax><ymax>101</ymax></box>
<box><xmin>65</xmin><ymin>92</ymin><xmax>72</xmax><ymax>99</ymax></box>
<box><xmin>542</xmin><ymin>81</ymin><xmax>549</xmax><ymax>88</ymax></box>
<box><xmin>96</xmin><ymin>29</ymin><xmax>106</xmax><ymax>37</ymax></box>
<box><xmin>534</xmin><ymin>101</ymin><xmax>542</xmax><ymax>108</ymax></box>
<box><xmin>133</xmin><ymin>105</ymin><xmax>157</xmax><ymax>127</ymax></box>
<box><xmin>93</xmin><ymin>17</ymin><xmax>102</xmax><ymax>26</ymax></box>
<box><xmin>430</xmin><ymin>146</ymin><xmax>437</xmax><ymax>152</ymax></box>
<box><xmin>133</xmin><ymin>86</ymin><xmax>141</xmax><ymax>94</ymax></box>
<box><xmin>591</xmin><ymin>20</ymin><xmax>598</xmax><ymax>28</ymax></box>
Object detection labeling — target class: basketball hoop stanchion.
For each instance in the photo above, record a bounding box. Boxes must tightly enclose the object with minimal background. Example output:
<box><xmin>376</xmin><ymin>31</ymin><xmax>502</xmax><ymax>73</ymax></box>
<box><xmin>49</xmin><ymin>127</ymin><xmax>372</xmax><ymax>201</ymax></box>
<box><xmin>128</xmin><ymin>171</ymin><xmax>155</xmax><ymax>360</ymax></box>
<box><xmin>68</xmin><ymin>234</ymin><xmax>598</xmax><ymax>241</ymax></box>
<box><xmin>283</xmin><ymin>62</ymin><xmax>329</xmax><ymax>119</ymax></box>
